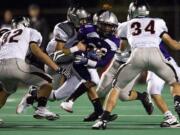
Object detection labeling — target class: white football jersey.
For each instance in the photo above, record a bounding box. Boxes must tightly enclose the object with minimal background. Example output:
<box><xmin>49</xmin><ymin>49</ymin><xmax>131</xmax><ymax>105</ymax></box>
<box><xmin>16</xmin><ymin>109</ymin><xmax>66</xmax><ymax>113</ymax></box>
<box><xmin>0</xmin><ymin>27</ymin><xmax>42</xmax><ymax>60</ymax></box>
<box><xmin>115</xmin><ymin>22</ymin><xmax>131</xmax><ymax>62</ymax></box>
<box><xmin>118</xmin><ymin>18</ymin><xmax>168</xmax><ymax>49</ymax></box>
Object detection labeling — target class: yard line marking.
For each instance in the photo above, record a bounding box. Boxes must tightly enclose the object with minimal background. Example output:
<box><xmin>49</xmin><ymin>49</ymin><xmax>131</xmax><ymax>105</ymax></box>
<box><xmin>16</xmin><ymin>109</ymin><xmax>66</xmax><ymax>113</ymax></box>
<box><xmin>0</xmin><ymin>125</ymin><xmax>163</xmax><ymax>129</ymax></box>
<box><xmin>0</xmin><ymin>114</ymin><xmax>176</xmax><ymax>117</ymax></box>
<box><xmin>7</xmin><ymin>98</ymin><xmax>17</xmax><ymax>102</ymax></box>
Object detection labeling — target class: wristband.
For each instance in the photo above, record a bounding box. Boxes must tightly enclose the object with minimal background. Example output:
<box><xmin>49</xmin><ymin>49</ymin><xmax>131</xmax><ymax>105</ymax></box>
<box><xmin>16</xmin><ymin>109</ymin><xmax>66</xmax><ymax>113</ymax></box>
<box><xmin>70</xmin><ymin>46</ymin><xmax>79</xmax><ymax>53</ymax></box>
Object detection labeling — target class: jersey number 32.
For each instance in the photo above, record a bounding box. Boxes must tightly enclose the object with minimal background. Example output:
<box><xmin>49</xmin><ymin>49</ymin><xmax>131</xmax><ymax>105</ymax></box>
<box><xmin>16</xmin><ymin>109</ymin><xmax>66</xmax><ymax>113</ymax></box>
<box><xmin>1</xmin><ymin>29</ymin><xmax>23</xmax><ymax>45</ymax></box>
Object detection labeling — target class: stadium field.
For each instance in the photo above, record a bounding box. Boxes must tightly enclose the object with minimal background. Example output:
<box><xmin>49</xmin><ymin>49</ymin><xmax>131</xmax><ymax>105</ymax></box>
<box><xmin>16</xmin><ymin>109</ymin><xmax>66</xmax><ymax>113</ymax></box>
<box><xmin>0</xmin><ymin>84</ymin><xmax>180</xmax><ymax>135</ymax></box>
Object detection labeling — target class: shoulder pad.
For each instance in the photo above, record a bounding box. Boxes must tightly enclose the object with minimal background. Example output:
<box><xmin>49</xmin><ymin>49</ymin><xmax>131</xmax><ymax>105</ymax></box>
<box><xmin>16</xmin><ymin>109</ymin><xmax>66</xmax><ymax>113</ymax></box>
<box><xmin>57</xmin><ymin>22</ymin><xmax>75</xmax><ymax>38</ymax></box>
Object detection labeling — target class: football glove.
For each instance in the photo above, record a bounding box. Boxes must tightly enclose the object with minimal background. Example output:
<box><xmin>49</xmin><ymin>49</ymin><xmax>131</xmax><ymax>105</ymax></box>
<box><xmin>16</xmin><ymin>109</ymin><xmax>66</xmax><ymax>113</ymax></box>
<box><xmin>74</xmin><ymin>55</ymin><xmax>88</xmax><ymax>65</ymax></box>
<box><xmin>87</xmin><ymin>50</ymin><xmax>101</xmax><ymax>61</ymax></box>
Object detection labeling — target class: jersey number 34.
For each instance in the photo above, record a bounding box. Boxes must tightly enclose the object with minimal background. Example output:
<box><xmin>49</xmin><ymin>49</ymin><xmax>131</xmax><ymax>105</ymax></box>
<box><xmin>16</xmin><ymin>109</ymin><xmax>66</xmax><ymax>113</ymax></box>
<box><xmin>131</xmin><ymin>20</ymin><xmax>155</xmax><ymax>36</ymax></box>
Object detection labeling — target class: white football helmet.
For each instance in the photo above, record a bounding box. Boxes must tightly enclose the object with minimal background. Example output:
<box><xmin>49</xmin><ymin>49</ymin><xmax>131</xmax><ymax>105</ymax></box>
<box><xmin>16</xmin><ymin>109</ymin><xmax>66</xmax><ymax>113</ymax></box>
<box><xmin>67</xmin><ymin>7</ymin><xmax>90</xmax><ymax>28</ymax></box>
<box><xmin>128</xmin><ymin>0</ymin><xmax>150</xmax><ymax>20</ymax></box>
<box><xmin>97</xmin><ymin>11</ymin><xmax>118</xmax><ymax>37</ymax></box>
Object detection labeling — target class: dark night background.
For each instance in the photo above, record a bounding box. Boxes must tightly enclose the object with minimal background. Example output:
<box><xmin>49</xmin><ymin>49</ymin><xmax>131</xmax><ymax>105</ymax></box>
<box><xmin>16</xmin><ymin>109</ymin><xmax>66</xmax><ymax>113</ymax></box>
<box><xmin>0</xmin><ymin>0</ymin><xmax>180</xmax><ymax>64</ymax></box>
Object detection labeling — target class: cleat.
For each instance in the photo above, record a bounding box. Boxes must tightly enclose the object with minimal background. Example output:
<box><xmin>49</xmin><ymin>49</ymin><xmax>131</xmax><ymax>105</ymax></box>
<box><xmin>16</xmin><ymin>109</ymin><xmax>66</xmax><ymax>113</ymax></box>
<box><xmin>140</xmin><ymin>92</ymin><xmax>154</xmax><ymax>115</ymax></box>
<box><xmin>84</xmin><ymin>112</ymin><xmax>118</xmax><ymax>122</ymax></box>
<box><xmin>108</xmin><ymin>114</ymin><xmax>118</xmax><ymax>122</ymax></box>
<box><xmin>16</xmin><ymin>85</ymin><xmax>38</xmax><ymax>114</ymax></box>
<box><xmin>92</xmin><ymin>120</ymin><xmax>107</xmax><ymax>130</ymax></box>
<box><xmin>174</xmin><ymin>101</ymin><xmax>180</xmax><ymax>119</ymax></box>
<box><xmin>160</xmin><ymin>115</ymin><xmax>180</xmax><ymax>128</ymax></box>
<box><xmin>60</xmin><ymin>100</ymin><xmax>74</xmax><ymax>113</ymax></box>
<box><xmin>16</xmin><ymin>93</ymin><xmax>31</xmax><ymax>114</ymax></box>
<box><xmin>33</xmin><ymin>107</ymin><xmax>59</xmax><ymax>121</ymax></box>
<box><xmin>84</xmin><ymin>112</ymin><xmax>100</xmax><ymax>122</ymax></box>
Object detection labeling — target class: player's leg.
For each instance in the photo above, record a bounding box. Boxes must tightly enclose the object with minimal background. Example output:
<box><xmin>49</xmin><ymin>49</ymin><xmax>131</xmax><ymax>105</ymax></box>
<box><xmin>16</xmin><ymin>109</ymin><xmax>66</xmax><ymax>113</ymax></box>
<box><xmin>84</xmin><ymin>60</ymin><xmax>122</xmax><ymax>122</ymax></box>
<box><xmin>97</xmin><ymin>59</ymin><xmax>122</xmax><ymax>99</ymax></box>
<box><xmin>119</xmin><ymin>73</ymin><xmax>153</xmax><ymax>115</ymax></box>
<box><xmin>97</xmin><ymin>59</ymin><xmax>153</xmax><ymax>115</ymax></box>
<box><xmin>0</xmin><ymin>60</ymin><xmax>20</xmax><ymax>124</ymax></box>
<box><xmin>57</xmin><ymin>76</ymin><xmax>83</xmax><ymax>113</ymax></box>
<box><xmin>60</xmin><ymin>68</ymin><xmax>97</xmax><ymax>112</ymax></box>
<box><xmin>147</xmin><ymin>71</ymin><xmax>180</xmax><ymax>127</ymax></box>
<box><xmin>83</xmin><ymin>68</ymin><xmax>105</xmax><ymax>121</ymax></box>
<box><xmin>16</xmin><ymin>59</ymin><xmax>59</xmax><ymax>120</ymax></box>
<box><xmin>60</xmin><ymin>82</ymin><xmax>87</xmax><ymax>111</ymax></box>
<box><xmin>0</xmin><ymin>90</ymin><xmax>9</xmax><ymax>109</ymax></box>
<box><xmin>60</xmin><ymin>79</ymin><xmax>101</xmax><ymax>115</ymax></box>
<box><xmin>92</xmin><ymin>61</ymin><xmax>143</xmax><ymax>129</ymax></box>
<box><xmin>0</xmin><ymin>82</ymin><xmax>16</xmax><ymax>109</ymax></box>
<box><xmin>0</xmin><ymin>84</ymin><xmax>14</xmax><ymax>125</ymax></box>
<box><xmin>92</xmin><ymin>48</ymin><xmax>148</xmax><ymax>129</ymax></box>
<box><xmin>149</xmin><ymin>49</ymin><xmax>180</xmax><ymax>121</ymax></box>
<box><xmin>49</xmin><ymin>74</ymin><xmax>82</xmax><ymax>101</ymax></box>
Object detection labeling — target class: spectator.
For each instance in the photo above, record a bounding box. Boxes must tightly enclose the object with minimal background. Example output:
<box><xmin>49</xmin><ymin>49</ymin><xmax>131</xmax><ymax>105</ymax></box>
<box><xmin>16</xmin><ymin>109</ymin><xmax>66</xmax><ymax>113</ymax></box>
<box><xmin>26</xmin><ymin>4</ymin><xmax>49</xmax><ymax>70</ymax></box>
<box><xmin>0</xmin><ymin>9</ymin><xmax>13</xmax><ymax>29</ymax></box>
<box><xmin>28</xmin><ymin>4</ymin><xmax>49</xmax><ymax>50</ymax></box>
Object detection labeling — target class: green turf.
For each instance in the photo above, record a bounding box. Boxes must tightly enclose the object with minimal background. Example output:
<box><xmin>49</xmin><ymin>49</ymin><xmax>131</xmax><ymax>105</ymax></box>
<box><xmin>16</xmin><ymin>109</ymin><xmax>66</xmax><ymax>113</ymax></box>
<box><xmin>0</xmin><ymin>84</ymin><xmax>180</xmax><ymax>135</ymax></box>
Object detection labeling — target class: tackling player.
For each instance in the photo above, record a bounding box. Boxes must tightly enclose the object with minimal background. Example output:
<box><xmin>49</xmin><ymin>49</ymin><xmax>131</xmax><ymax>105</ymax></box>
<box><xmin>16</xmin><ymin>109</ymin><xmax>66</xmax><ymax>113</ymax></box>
<box><xmin>92</xmin><ymin>0</ymin><xmax>180</xmax><ymax>129</ymax></box>
<box><xmin>0</xmin><ymin>17</ymin><xmax>62</xmax><ymax>123</ymax></box>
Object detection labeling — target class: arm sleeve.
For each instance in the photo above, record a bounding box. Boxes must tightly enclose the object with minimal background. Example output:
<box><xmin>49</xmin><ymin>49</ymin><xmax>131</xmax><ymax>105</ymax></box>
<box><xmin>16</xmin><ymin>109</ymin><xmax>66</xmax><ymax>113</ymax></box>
<box><xmin>157</xmin><ymin>19</ymin><xmax>168</xmax><ymax>37</ymax></box>
<box><xmin>53</xmin><ymin>24</ymin><xmax>68</xmax><ymax>42</ymax></box>
<box><xmin>117</xmin><ymin>22</ymin><xmax>128</xmax><ymax>40</ymax></box>
<box><xmin>29</xmin><ymin>29</ymin><xmax>42</xmax><ymax>46</ymax></box>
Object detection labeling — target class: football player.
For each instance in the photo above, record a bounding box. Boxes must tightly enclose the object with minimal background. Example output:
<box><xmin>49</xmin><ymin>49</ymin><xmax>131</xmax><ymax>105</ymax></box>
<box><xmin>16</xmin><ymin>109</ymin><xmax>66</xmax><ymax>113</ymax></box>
<box><xmin>146</xmin><ymin>41</ymin><xmax>180</xmax><ymax>127</ymax></box>
<box><xmin>60</xmin><ymin>11</ymin><xmax>120</xmax><ymax>122</ymax></box>
<box><xmin>16</xmin><ymin>7</ymin><xmax>90</xmax><ymax>113</ymax></box>
<box><xmin>92</xmin><ymin>0</ymin><xmax>180</xmax><ymax>129</ymax></box>
<box><xmin>0</xmin><ymin>17</ymin><xmax>62</xmax><ymax>123</ymax></box>
<box><xmin>95</xmin><ymin>3</ymin><xmax>180</xmax><ymax>127</ymax></box>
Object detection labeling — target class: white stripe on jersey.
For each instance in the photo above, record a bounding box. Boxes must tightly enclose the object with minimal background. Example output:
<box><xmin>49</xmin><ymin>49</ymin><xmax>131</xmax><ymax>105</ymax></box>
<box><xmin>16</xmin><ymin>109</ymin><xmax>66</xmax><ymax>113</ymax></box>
<box><xmin>104</xmin><ymin>39</ymin><xmax>117</xmax><ymax>51</ymax></box>
<box><xmin>86</xmin><ymin>32</ymin><xmax>99</xmax><ymax>38</ymax></box>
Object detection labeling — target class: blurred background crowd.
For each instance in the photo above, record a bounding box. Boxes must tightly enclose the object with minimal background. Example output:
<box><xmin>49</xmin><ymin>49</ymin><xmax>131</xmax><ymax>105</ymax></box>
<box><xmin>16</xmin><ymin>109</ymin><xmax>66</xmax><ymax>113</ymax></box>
<box><xmin>0</xmin><ymin>0</ymin><xmax>180</xmax><ymax>74</ymax></box>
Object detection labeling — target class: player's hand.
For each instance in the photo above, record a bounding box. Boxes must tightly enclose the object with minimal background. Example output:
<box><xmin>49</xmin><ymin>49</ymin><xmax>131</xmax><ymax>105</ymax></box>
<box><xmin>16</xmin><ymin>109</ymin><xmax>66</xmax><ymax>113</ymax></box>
<box><xmin>55</xmin><ymin>67</ymin><xmax>71</xmax><ymax>79</ymax></box>
<box><xmin>49</xmin><ymin>50</ymin><xmax>64</xmax><ymax>62</ymax></box>
<box><xmin>74</xmin><ymin>55</ymin><xmax>88</xmax><ymax>65</ymax></box>
<box><xmin>77</xmin><ymin>42</ymin><xmax>86</xmax><ymax>51</ymax></box>
<box><xmin>87</xmin><ymin>50</ymin><xmax>100</xmax><ymax>61</ymax></box>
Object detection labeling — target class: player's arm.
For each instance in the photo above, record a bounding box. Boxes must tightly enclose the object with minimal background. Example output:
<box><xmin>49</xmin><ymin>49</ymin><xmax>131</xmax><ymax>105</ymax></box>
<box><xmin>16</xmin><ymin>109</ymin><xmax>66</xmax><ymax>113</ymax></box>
<box><xmin>54</xmin><ymin>23</ymin><xmax>86</xmax><ymax>55</ymax></box>
<box><xmin>55</xmin><ymin>41</ymin><xmax>86</xmax><ymax>55</ymax></box>
<box><xmin>95</xmin><ymin>50</ymin><xmax>115</xmax><ymax>67</ymax></box>
<box><xmin>120</xmin><ymin>39</ymin><xmax>128</xmax><ymax>51</ymax></box>
<box><xmin>30</xmin><ymin>42</ymin><xmax>59</xmax><ymax>71</ymax></box>
<box><xmin>161</xmin><ymin>33</ymin><xmax>180</xmax><ymax>50</ymax></box>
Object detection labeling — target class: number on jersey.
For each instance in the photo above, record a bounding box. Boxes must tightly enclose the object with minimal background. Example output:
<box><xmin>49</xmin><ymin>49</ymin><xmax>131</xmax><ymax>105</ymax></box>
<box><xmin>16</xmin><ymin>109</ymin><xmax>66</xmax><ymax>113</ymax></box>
<box><xmin>131</xmin><ymin>20</ymin><xmax>155</xmax><ymax>36</ymax></box>
<box><xmin>1</xmin><ymin>29</ymin><xmax>23</xmax><ymax>45</ymax></box>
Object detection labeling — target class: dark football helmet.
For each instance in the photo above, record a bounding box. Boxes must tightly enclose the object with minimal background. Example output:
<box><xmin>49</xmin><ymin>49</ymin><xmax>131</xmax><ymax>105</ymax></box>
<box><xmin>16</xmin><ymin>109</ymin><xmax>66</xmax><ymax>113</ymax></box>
<box><xmin>11</xmin><ymin>16</ymin><xmax>30</xmax><ymax>29</ymax></box>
